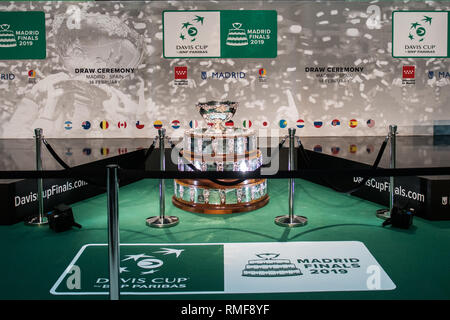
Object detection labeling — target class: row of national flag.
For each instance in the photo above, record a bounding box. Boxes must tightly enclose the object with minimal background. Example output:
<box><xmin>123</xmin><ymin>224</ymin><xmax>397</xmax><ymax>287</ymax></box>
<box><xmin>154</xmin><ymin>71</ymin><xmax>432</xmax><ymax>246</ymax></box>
<box><xmin>65</xmin><ymin>119</ymin><xmax>375</xmax><ymax>130</ymax></box>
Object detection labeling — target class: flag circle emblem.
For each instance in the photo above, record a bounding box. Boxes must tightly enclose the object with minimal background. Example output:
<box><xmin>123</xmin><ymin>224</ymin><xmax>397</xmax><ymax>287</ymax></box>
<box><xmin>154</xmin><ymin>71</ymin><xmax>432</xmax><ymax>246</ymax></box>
<box><xmin>136</xmin><ymin>121</ymin><xmax>145</xmax><ymax>129</ymax></box>
<box><xmin>331</xmin><ymin>119</ymin><xmax>340</xmax><ymax>127</ymax></box>
<box><xmin>350</xmin><ymin>144</ymin><xmax>357</xmax><ymax>153</ymax></box>
<box><xmin>243</xmin><ymin>120</ymin><xmax>252</xmax><ymax>129</ymax></box>
<box><xmin>279</xmin><ymin>120</ymin><xmax>287</xmax><ymax>128</ymax></box>
<box><xmin>28</xmin><ymin>70</ymin><xmax>36</xmax><ymax>78</ymax></box>
<box><xmin>153</xmin><ymin>120</ymin><xmax>163</xmax><ymax>129</ymax></box>
<box><xmin>100</xmin><ymin>121</ymin><xmax>109</xmax><ymax>130</ymax></box>
<box><xmin>296</xmin><ymin>119</ymin><xmax>305</xmax><ymax>128</ymax></box>
<box><xmin>259</xmin><ymin>68</ymin><xmax>266</xmax><ymax>76</ymax></box>
<box><xmin>64</xmin><ymin>121</ymin><xmax>72</xmax><ymax>130</ymax></box>
<box><xmin>314</xmin><ymin>121</ymin><xmax>323</xmax><ymax>128</ymax></box>
<box><xmin>171</xmin><ymin>120</ymin><xmax>180</xmax><ymax>129</ymax></box>
<box><xmin>189</xmin><ymin>120</ymin><xmax>198</xmax><ymax>128</ymax></box>
<box><xmin>349</xmin><ymin>119</ymin><xmax>358</xmax><ymax>128</ymax></box>
<box><xmin>262</xmin><ymin>121</ymin><xmax>268</xmax><ymax>127</ymax></box>
<box><xmin>367</xmin><ymin>119</ymin><xmax>375</xmax><ymax>128</ymax></box>
<box><xmin>117</xmin><ymin>121</ymin><xmax>127</xmax><ymax>129</ymax></box>
<box><xmin>331</xmin><ymin>147</ymin><xmax>340</xmax><ymax>155</ymax></box>
<box><xmin>81</xmin><ymin>121</ymin><xmax>91</xmax><ymax>130</ymax></box>
<box><xmin>225</xmin><ymin>120</ymin><xmax>234</xmax><ymax>127</ymax></box>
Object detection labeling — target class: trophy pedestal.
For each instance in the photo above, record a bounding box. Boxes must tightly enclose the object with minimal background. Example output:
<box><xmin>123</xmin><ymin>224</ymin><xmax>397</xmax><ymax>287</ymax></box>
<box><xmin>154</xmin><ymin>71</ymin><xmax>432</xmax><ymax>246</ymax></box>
<box><xmin>172</xmin><ymin>179</ymin><xmax>269</xmax><ymax>214</ymax></box>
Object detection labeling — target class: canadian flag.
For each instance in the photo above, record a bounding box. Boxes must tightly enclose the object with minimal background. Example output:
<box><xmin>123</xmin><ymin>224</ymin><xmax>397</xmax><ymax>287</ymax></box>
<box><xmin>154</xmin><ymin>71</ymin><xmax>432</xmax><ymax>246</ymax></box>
<box><xmin>118</xmin><ymin>121</ymin><xmax>127</xmax><ymax>128</ymax></box>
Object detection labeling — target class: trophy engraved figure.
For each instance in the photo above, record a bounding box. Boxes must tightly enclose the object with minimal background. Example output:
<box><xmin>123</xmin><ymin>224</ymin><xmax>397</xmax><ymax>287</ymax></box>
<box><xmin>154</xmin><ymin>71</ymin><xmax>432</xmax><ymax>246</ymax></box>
<box><xmin>172</xmin><ymin>101</ymin><xmax>269</xmax><ymax>214</ymax></box>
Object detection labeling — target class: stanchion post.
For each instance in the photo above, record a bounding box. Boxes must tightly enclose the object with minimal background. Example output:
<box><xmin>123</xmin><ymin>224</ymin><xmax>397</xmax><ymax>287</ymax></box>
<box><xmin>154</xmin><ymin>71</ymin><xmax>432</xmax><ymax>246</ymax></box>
<box><xmin>146</xmin><ymin>128</ymin><xmax>179</xmax><ymax>228</ymax></box>
<box><xmin>107</xmin><ymin>164</ymin><xmax>120</xmax><ymax>300</ymax></box>
<box><xmin>377</xmin><ymin>125</ymin><xmax>397</xmax><ymax>219</ymax></box>
<box><xmin>275</xmin><ymin>128</ymin><xmax>308</xmax><ymax>227</ymax></box>
<box><xmin>25</xmin><ymin>128</ymin><xmax>48</xmax><ymax>226</ymax></box>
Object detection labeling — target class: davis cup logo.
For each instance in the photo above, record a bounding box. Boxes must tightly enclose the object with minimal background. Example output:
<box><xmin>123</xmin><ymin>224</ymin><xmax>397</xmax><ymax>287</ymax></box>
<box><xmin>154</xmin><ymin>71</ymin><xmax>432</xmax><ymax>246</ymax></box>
<box><xmin>393</xmin><ymin>11</ymin><xmax>448</xmax><ymax>58</ymax></box>
<box><xmin>408</xmin><ymin>15</ymin><xmax>432</xmax><ymax>42</ymax></box>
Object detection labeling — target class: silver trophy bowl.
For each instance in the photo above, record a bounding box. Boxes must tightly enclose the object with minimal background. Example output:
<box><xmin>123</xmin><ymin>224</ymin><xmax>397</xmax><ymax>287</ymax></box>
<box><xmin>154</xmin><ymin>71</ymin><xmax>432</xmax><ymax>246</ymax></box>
<box><xmin>196</xmin><ymin>101</ymin><xmax>238</xmax><ymax>132</ymax></box>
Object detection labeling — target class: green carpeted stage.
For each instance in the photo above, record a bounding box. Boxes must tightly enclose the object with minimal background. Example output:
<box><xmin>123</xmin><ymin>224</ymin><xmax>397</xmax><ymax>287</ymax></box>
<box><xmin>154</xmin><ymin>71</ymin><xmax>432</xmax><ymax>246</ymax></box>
<box><xmin>1</xmin><ymin>178</ymin><xmax>449</xmax><ymax>300</ymax></box>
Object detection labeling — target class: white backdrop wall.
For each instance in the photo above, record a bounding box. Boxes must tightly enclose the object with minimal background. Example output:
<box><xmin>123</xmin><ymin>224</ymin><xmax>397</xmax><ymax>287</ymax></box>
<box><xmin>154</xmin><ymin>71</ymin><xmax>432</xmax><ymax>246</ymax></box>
<box><xmin>0</xmin><ymin>0</ymin><xmax>450</xmax><ymax>138</ymax></box>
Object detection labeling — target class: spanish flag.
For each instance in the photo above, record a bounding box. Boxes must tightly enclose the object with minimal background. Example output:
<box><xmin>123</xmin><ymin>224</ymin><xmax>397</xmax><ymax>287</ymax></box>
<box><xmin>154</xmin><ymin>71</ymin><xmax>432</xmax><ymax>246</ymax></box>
<box><xmin>349</xmin><ymin>119</ymin><xmax>358</xmax><ymax>128</ymax></box>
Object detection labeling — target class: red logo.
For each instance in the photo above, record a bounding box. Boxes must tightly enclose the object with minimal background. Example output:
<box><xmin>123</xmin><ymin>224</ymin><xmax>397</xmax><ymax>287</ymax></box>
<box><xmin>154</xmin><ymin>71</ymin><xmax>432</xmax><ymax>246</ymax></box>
<box><xmin>402</xmin><ymin>66</ymin><xmax>415</xmax><ymax>79</ymax></box>
<box><xmin>118</xmin><ymin>121</ymin><xmax>127</xmax><ymax>129</ymax></box>
<box><xmin>175</xmin><ymin>66</ymin><xmax>188</xmax><ymax>80</ymax></box>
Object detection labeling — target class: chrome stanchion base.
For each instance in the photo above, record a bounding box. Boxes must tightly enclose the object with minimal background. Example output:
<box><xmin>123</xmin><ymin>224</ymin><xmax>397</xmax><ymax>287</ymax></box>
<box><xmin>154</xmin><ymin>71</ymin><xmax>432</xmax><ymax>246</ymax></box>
<box><xmin>376</xmin><ymin>209</ymin><xmax>391</xmax><ymax>220</ymax></box>
<box><xmin>24</xmin><ymin>216</ymin><xmax>48</xmax><ymax>226</ymax></box>
<box><xmin>146</xmin><ymin>216</ymin><xmax>179</xmax><ymax>228</ymax></box>
<box><xmin>274</xmin><ymin>215</ymin><xmax>308</xmax><ymax>228</ymax></box>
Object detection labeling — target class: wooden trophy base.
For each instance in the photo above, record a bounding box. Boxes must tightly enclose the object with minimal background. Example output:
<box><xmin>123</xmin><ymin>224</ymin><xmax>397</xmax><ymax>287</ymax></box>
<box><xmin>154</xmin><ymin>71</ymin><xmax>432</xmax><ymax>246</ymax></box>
<box><xmin>172</xmin><ymin>179</ymin><xmax>269</xmax><ymax>214</ymax></box>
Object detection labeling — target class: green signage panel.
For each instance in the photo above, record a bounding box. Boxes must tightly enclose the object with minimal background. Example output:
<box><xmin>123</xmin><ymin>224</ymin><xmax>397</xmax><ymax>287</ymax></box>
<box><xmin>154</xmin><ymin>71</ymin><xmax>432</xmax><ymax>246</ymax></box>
<box><xmin>163</xmin><ymin>10</ymin><xmax>277</xmax><ymax>58</ymax></box>
<box><xmin>0</xmin><ymin>11</ymin><xmax>46</xmax><ymax>60</ymax></box>
<box><xmin>392</xmin><ymin>11</ymin><xmax>450</xmax><ymax>58</ymax></box>
<box><xmin>220</xmin><ymin>10</ymin><xmax>277</xmax><ymax>58</ymax></box>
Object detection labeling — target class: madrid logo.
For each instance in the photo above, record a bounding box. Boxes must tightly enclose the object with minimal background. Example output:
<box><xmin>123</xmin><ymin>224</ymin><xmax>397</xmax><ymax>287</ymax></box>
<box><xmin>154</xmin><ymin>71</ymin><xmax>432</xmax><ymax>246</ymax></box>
<box><xmin>408</xmin><ymin>15</ymin><xmax>432</xmax><ymax>42</ymax></box>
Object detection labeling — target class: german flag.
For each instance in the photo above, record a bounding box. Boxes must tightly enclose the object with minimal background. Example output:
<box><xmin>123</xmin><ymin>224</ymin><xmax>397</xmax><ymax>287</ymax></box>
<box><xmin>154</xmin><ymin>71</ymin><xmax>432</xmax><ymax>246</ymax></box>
<box><xmin>225</xmin><ymin>120</ymin><xmax>234</xmax><ymax>127</ymax></box>
<box><xmin>100</xmin><ymin>120</ymin><xmax>109</xmax><ymax>130</ymax></box>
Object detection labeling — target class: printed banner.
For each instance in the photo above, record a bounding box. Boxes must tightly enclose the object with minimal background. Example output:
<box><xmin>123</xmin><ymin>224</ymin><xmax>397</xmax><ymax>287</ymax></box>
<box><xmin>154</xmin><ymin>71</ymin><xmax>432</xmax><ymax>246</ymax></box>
<box><xmin>392</xmin><ymin>11</ymin><xmax>449</xmax><ymax>57</ymax></box>
<box><xmin>0</xmin><ymin>11</ymin><xmax>46</xmax><ymax>59</ymax></box>
<box><xmin>163</xmin><ymin>10</ymin><xmax>277</xmax><ymax>58</ymax></box>
<box><xmin>50</xmin><ymin>241</ymin><xmax>395</xmax><ymax>295</ymax></box>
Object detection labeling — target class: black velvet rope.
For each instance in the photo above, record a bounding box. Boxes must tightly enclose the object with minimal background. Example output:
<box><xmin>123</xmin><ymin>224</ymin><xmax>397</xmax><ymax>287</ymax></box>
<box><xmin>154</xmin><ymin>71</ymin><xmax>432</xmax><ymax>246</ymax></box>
<box><xmin>42</xmin><ymin>139</ymin><xmax>70</xmax><ymax>170</ymax></box>
<box><xmin>143</xmin><ymin>137</ymin><xmax>157</xmax><ymax>163</ymax></box>
<box><xmin>0</xmin><ymin>166</ymin><xmax>449</xmax><ymax>180</ymax></box>
<box><xmin>297</xmin><ymin>135</ymin><xmax>389</xmax><ymax>194</ymax></box>
<box><xmin>42</xmin><ymin>137</ymin><xmax>156</xmax><ymax>189</ymax></box>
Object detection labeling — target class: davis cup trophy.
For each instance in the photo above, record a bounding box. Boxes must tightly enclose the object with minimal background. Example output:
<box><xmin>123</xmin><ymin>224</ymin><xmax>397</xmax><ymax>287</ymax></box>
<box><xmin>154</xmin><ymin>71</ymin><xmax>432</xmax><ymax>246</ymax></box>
<box><xmin>172</xmin><ymin>101</ymin><xmax>269</xmax><ymax>214</ymax></box>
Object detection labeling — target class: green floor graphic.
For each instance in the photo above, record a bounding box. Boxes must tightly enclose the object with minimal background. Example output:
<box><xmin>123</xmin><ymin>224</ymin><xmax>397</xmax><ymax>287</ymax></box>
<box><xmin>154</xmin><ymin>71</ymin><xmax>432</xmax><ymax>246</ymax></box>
<box><xmin>1</xmin><ymin>178</ymin><xmax>449</xmax><ymax>299</ymax></box>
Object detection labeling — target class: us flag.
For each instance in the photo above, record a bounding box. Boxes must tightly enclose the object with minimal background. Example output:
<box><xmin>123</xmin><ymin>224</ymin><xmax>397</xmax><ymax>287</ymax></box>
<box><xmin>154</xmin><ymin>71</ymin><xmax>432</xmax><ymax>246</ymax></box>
<box><xmin>367</xmin><ymin>119</ymin><xmax>375</xmax><ymax>128</ymax></box>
